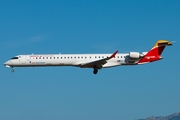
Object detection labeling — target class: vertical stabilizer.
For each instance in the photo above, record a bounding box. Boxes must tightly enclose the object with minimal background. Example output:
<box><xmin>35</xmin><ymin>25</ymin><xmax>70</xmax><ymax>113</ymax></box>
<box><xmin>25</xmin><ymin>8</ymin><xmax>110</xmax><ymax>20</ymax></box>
<box><xmin>138</xmin><ymin>40</ymin><xmax>172</xmax><ymax>64</ymax></box>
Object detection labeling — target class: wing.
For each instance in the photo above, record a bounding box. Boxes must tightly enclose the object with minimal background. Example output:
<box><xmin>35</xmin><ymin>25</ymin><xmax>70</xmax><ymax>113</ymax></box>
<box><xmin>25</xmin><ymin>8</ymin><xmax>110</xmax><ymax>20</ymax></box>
<box><xmin>80</xmin><ymin>50</ymin><xmax>118</xmax><ymax>69</ymax></box>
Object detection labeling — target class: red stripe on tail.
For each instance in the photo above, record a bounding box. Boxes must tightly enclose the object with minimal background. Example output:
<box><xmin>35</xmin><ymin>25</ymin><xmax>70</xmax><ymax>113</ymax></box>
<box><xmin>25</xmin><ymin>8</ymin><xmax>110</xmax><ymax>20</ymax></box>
<box><xmin>138</xmin><ymin>46</ymin><xmax>165</xmax><ymax>64</ymax></box>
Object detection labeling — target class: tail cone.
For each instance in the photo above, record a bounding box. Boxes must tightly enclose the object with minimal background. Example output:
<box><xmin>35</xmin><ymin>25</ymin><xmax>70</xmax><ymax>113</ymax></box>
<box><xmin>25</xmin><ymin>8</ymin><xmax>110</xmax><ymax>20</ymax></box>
<box><xmin>159</xmin><ymin>56</ymin><xmax>163</xmax><ymax>60</ymax></box>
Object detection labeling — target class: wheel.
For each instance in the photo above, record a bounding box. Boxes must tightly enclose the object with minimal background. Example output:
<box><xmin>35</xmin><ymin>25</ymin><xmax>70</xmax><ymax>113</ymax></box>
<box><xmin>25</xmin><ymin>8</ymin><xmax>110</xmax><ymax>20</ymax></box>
<box><xmin>93</xmin><ymin>68</ymin><xmax>98</xmax><ymax>74</ymax></box>
<box><xmin>11</xmin><ymin>69</ymin><xmax>14</xmax><ymax>72</ymax></box>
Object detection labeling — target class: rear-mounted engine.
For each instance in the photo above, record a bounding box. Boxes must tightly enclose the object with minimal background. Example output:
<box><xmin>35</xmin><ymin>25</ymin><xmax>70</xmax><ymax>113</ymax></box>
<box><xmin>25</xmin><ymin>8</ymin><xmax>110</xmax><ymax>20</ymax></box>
<box><xmin>129</xmin><ymin>52</ymin><xmax>144</xmax><ymax>59</ymax></box>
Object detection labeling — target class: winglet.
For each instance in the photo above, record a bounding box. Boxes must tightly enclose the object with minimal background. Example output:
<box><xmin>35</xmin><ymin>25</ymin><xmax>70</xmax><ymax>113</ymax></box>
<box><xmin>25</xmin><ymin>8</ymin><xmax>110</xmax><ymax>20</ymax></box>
<box><xmin>110</xmin><ymin>50</ymin><xmax>118</xmax><ymax>58</ymax></box>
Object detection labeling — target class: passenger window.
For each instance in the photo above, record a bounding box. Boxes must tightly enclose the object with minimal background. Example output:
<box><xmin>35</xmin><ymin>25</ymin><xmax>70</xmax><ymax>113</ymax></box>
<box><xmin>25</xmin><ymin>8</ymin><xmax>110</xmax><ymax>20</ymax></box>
<box><xmin>90</xmin><ymin>57</ymin><xmax>91</xmax><ymax>59</ymax></box>
<box><xmin>74</xmin><ymin>57</ymin><xmax>76</xmax><ymax>59</ymax></box>
<box><xmin>81</xmin><ymin>57</ymin><xmax>83</xmax><ymax>59</ymax></box>
<box><xmin>46</xmin><ymin>57</ymin><xmax>48</xmax><ymax>59</ymax></box>
<box><xmin>57</xmin><ymin>57</ymin><xmax>59</xmax><ymax>59</ymax></box>
<box><xmin>61</xmin><ymin>57</ymin><xmax>63</xmax><ymax>59</ymax></box>
<box><xmin>50</xmin><ymin>57</ymin><xmax>52</xmax><ymax>59</ymax></box>
<box><xmin>85</xmin><ymin>57</ymin><xmax>87</xmax><ymax>59</ymax></box>
<box><xmin>36</xmin><ymin>57</ymin><xmax>38</xmax><ymax>59</ymax></box>
<box><xmin>64</xmin><ymin>57</ymin><xmax>66</xmax><ymax>59</ymax></box>
<box><xmin>78</xmin><ymin>57</ymin><xmax>80</xmax><ymax>59</ymax></box>
<box><xmin>71</xmin><ymin>57</ymin><xmax>73</xmax><ymax>59</ymax></box>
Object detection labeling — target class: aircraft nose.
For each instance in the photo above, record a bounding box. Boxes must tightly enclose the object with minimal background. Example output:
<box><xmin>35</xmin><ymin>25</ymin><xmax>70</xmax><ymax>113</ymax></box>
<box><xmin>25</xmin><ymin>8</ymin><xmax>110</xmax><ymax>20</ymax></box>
<box><xmin>3</xmin><ymin>61</ymin><xmax>8</xmax><ymax>66</ymax></box>
<box><xmin>3</xmin><ymin>61</ymin><xmax>11</xmax><ymax>66</ymax></box>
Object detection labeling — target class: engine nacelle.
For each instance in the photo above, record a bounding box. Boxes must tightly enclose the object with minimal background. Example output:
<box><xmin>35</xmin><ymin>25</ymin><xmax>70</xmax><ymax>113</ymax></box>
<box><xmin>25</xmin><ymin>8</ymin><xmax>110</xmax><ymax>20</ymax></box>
<box><xmin>129</xmin><ymin>52</ymin><xmax>144</xmax><ymax>59</ymax></box>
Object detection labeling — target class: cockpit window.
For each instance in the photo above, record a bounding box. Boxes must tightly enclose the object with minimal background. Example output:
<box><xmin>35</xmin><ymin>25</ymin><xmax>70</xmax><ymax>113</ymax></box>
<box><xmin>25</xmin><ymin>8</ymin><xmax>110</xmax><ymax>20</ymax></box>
<box><xmin>11</xmin><ymin>57</ymin><xmax>19</xmax><ymax>59</ymax></box>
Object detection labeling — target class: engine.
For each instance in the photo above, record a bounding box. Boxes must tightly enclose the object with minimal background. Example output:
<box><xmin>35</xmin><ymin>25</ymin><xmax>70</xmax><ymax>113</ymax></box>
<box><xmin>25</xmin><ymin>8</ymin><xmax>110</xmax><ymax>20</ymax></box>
<box><xmin>129</xmin><ymin>52</ymin><xmax>144</xmax><ymax>59</ymax></box>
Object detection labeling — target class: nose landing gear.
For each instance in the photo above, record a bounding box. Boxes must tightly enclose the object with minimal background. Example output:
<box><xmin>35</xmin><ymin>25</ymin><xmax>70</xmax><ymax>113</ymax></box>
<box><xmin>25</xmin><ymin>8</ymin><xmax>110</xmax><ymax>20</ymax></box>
<box><xmin>11</xmin><ymin>67</ymin><xmax>14</xmax><ymax>72</ymax></box>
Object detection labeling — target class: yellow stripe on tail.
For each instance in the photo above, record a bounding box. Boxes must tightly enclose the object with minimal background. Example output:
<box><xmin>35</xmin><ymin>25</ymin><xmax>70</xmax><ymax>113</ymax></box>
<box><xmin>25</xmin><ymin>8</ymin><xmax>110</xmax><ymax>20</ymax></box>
<box><xmin>152</xmin><ymin>40</ymin><xmax>172</xmax><ymax>49</ymax></box>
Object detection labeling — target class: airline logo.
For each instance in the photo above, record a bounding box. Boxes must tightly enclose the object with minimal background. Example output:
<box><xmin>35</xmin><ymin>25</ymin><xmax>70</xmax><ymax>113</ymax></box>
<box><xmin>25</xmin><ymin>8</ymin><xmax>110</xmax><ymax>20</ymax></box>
<box><xmin>29</xmin><ymin>55</ymin><xmax>54</xmax><ymax>57</ymax></box>
<box><xmin>117</xmin><ymin>60</ymin><xmax>124</xmax><ymax>62</ymax></box>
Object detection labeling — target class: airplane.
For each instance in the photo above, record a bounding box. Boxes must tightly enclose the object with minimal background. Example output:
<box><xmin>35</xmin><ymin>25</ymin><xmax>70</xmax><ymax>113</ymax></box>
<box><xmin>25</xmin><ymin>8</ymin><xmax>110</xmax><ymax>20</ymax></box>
<box><xmin>4</xmin><ymin>40</ymin><xmax>172</xmax><ymax>74</ymax></box>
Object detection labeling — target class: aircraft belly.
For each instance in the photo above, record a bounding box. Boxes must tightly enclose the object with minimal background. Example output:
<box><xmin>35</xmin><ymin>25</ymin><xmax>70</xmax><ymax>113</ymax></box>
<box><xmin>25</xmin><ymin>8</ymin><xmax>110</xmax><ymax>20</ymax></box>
<box><xmin>102</xmin><ymin>62</ymin><xmax>121</xmax><ymax>68</ymax></box>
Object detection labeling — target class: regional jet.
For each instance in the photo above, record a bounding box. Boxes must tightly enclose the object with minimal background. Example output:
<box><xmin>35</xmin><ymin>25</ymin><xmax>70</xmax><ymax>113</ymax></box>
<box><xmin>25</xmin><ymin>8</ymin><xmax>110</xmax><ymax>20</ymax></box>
<box><xmin>4</xmin><ymin>40</ymin><xmax>172</xmax><ymax>74</ymax></box>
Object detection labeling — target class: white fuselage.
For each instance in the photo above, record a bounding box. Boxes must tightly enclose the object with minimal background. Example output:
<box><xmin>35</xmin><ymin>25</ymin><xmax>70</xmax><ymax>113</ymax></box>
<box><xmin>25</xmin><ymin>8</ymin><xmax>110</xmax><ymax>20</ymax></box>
<box><xmin>4</xmin><ymin>53</ymin><xmax>140</xmax><ymax>68</ymax></box>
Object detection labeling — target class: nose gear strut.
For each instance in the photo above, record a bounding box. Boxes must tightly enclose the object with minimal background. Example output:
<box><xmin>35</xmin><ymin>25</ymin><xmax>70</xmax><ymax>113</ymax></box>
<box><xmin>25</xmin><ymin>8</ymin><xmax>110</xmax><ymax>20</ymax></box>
<box><xmin>11</xmin><ymin>67</ymin><xmax>14</xmax><ymax>72</ymax></box>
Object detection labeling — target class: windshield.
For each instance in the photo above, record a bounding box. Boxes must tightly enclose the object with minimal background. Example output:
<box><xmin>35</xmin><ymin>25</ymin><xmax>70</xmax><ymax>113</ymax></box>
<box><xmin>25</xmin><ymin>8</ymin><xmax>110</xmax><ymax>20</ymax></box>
<box><xmin>11</xmin><ymin>57</ymin><xmax>19</xmax><ymax>59</ymax></box>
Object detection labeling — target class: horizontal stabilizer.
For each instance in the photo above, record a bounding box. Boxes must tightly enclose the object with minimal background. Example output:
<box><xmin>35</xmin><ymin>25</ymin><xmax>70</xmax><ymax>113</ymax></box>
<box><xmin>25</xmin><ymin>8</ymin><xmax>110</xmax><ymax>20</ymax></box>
<box><xmin>153</xmin><ymin>40</ymin><xmax>172</xmax><ymax>49</ymax></box>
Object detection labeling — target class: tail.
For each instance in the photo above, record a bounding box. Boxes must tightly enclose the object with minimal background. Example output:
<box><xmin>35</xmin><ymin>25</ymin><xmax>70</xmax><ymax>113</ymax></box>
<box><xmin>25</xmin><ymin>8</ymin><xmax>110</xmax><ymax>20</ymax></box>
<box><xmin>138</xmin><ymin>40</ymin><xmax>172</xmax><ymax>64</ymax></box>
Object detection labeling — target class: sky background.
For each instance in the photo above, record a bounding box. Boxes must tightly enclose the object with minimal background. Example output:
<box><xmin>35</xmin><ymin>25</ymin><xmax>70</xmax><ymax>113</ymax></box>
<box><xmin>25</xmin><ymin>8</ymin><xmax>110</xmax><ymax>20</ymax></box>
<box><xmin>0</xmin><ymin>0</ymin><xmax>180</xmax><ymax>120</ymax></box>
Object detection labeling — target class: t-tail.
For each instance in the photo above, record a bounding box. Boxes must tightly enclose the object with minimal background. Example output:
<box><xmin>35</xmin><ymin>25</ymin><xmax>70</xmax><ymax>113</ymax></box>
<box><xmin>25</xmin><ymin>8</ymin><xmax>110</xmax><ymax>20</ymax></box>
<box><xmin>138</xmin><ymin>40</ymin><xmax>172</xmax><ymax>64</ymax></box>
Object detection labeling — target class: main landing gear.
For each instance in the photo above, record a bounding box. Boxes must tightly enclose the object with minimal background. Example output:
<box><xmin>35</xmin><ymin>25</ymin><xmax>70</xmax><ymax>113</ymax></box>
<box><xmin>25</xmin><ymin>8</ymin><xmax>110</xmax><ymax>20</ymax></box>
<box><xmin>93</xmin><ymin>68</ymin><xmax>98</xmax><ymax>74</ymax></box>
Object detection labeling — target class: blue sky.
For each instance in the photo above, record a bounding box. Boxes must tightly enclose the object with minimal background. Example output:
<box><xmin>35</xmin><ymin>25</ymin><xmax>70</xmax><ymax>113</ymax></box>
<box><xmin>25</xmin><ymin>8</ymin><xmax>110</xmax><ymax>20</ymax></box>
<box><xmin>0</xmin><ymin>0</ymin><xmax>180</xmax><ymax>120</ymax></box>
